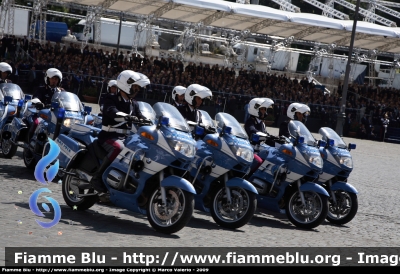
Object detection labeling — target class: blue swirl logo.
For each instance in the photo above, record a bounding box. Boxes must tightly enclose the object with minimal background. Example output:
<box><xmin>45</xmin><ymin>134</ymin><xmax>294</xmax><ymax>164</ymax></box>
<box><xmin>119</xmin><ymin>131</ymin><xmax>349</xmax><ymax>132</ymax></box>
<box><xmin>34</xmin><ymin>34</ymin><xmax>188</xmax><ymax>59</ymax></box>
<box><xmin>29</xmin><ymin>188</ymin><xmax>61</xmax><ymax>228</ymax></box>
<box><xmin>34</xmin><ymin>139</ymin><xmax>60</xmax><ymax>184</ymax></box>
<box><xmin>29</xmin><ymin>139</ymin><xmax>62</xmax><ymax>228</ymax></box>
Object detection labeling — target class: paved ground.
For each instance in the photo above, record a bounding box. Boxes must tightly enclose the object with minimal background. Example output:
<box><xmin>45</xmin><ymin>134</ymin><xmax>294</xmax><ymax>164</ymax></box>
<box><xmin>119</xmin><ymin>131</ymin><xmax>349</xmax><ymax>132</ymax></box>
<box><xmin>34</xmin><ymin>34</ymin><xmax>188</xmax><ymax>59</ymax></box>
<box><xmin>1</xmin><ymin>102</ymin><xmax>400</xmax><ymax>266</ymax></box>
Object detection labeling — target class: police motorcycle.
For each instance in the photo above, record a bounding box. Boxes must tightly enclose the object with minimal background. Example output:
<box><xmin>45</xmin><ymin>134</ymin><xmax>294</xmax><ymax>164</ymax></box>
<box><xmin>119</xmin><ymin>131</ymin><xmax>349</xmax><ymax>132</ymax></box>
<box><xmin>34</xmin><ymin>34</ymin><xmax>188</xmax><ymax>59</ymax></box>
<box><xmin>248</xmin><ymin>120</ymin><xmax>329</xmax><ymax>229</ymax></box>
<box><xmin>317</xmin><ymin>127</ymin><xmax>358</xmax><ymax>225</ymax></box>
<box><xmin>186</xmin><ymin>111</ymin><xmax>257</xmax><ymax>229</ymax></box>
<box><xmin>56</xmin><ymin>102</ymin><xmax>196</xmax><ymax>234</ymax></box>
<box><xmin>0</xmin><ymin>83</ymin><xmax>28</xmax><ymax>158</ymax></box>
<box><xmin>21</xmin><ymin>91</ymin><xmax>91</xmax><ymax>169</ymax></box>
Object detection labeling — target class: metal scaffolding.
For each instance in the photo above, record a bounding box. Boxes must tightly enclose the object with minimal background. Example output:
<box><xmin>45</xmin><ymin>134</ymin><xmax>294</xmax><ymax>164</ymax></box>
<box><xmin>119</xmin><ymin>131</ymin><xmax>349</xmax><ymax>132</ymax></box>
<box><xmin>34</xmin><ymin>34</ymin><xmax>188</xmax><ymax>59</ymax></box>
<box><xmin>28</xmin><ymin>0</ymin><xmax>49</xmax><ymax>42</ymax></box>
<box><xmin>0</xmin><ymin>0</ymin><xmax>15</xmax><ymax>38</ymax></box>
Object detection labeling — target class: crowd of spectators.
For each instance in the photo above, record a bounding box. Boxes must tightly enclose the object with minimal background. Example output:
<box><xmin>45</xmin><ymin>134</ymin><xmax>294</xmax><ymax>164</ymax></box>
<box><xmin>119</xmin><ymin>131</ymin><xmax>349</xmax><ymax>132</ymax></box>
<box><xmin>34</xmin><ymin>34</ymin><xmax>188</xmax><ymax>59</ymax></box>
<box><xmin>1</xmin><ymin>34</ymin><xmax>400</xmax><ymax>140</ymax></box>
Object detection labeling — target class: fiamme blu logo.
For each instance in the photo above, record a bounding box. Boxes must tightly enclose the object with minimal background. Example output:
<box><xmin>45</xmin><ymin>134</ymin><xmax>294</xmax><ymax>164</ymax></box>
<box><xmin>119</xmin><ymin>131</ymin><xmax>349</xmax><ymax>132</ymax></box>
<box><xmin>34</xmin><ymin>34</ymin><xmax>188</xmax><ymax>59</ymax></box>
<box><xmin>29</xmin><ymin>139</ymin><xmax>62</xmax><ymax>228</ymax></box>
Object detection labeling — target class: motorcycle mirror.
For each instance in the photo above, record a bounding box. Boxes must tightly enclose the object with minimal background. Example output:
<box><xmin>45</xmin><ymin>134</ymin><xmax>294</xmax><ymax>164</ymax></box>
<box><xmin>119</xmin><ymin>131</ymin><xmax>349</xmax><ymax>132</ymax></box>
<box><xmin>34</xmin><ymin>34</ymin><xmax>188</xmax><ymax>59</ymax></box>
<box><xmin>252</xmin><ymin>134</ymin><xmax>260</xmax><ymax>143</ymax></box>
<box><xmin>317</xmin><ymin>140</ymin><xmax>326</xmax><ymax>148</ymax></box>
<box><xmin>348</xmin><ymin>143</ymin><xmax>356</xmax><ymax>150</ymax></box>
<box><xmin>195</xmin><ymin>125</ymin><xmax>205</xmax><ymax>136</ymax></box>
<box><xmin>158</xmin><ymin>116</ymin><xmax>169</xmax><ymax>126</ymax></box>
<box><xmin>84</xmin><ymin>106</ymin><xmax>92</xmax><ymax>115</ymax></box>
<box><xmin>4</xmin><ymin>95</ymin><xmax>12</xmax><ymax>105</ymax></box>
<box><xmin>224</xmin><ymin>126</ymin><xmax>232</xmax><ymax>135</ymax></box>
<box><xmin>57</xmin><ymin>108</ymin><xmax>66</xmax><ymax>119</ymax></box>
<box><xmin>24</xmin><ymin>94</ymin><xmax>32</xmax><ymax>102</ymax></box>
<box><xmin>51</xmin><ymin>101</ymin><xmax>59</xmax><ymax>110</ymax></box>
<box><xmin>17</xmin><ymin>99</ymin><xmax>24</xmax><ymax>108</ymax></box>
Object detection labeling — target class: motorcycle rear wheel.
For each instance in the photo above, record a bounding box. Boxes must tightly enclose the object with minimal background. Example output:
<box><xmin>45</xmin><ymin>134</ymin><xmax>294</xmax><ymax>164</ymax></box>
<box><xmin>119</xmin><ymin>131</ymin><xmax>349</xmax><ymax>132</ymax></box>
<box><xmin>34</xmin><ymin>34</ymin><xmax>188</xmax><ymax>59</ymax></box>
<box><xmin>62</xmin><ymin>168</ymin><xmax>98</xmax><ymax>210</ymax></box>
<box><xmin>147</xmin><ymin>187</ymin><xmax>194</xmax><ymax>234</ymax></box>
<box><xmin>286</xmin><ymin>190</ymin><xmax>328</xmax><ymax>229</ymax></box>
<box><xmin>23</xmin><ymin>147</ymin><xmax>37</xmax><ymax>169</ymax></box>
<box><xmin>327</xmin><ymin>191</ymin><xmax>358</xmax><ymax>225</ymax></box>
<box><xmin>1</xmin><ymin>138</ymin><xmax>17</xmax><ymax>158</ymax></box>
<box><xmin>211</xmin><ymin>186</ymin><xmax>257</xmax><ymax>229</ymax></box>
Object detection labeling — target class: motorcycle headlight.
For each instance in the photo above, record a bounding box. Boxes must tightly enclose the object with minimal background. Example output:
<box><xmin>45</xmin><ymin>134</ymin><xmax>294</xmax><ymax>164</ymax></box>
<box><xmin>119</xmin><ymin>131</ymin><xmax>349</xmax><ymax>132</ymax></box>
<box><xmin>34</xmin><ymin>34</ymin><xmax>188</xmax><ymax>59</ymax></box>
<box><xmin>230</xmin><ymin>146</ymin><xmax>253</xmax><ymax>162</ymax></box>
<box><xmin>63</xmin><ymin>118</ymin><xmax>84</xmax><ymax>127</ymax></box>
<box><xmin>339</xmin><ymin>156</ymin><xmax>353</xmax><ymax>169</ymax></box>
<box><xmin>305</xmin><ymin>153</ymin><xmax>323</xmax><ymax>169</ymax></box>
<box><xmin>168</xmin><ymin>140</ymin><xmax>196</xmax><ymax>158</ymax></box>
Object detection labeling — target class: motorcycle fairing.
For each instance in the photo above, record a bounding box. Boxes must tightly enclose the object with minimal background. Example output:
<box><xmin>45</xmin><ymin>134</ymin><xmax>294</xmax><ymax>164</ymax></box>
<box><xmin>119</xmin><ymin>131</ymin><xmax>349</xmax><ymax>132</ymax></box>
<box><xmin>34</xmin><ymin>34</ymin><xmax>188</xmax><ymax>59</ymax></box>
<box><xmin>56</xmin><ymin>134</ymin><xmax>87</xmax><ymax>169</ymax></box>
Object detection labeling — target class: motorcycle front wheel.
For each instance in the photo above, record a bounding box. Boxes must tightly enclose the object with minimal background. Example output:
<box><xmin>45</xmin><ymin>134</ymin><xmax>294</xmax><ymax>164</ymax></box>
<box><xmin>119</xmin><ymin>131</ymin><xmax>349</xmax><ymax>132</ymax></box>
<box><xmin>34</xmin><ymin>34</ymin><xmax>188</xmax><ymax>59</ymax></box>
<box><xmin>286</xmin><ymin>190</ymin><xmax>328</xmax><ymax>229</ymax></box>
<box><xmin>1</xmin><ymin>138</ymin><xmax>17</xmax><ymax>158</ymax></box>
<box><xmin>211</xmin><ymin>186</ymin><xmax>257</xmax><ymax>229</ymax></box>
<box><xmin>147</xmin><ymin>187</ymin><xmax>194</xmax><ymax>234</ymax></box>
<box><xmin>327</xmin><ymin>191</ymin><xmax>358</xmax><ymax>225</ymax></box>
<box><xmin>62</xmin><ymin>168</ymin><xmax>98</xmax><ymax>210</ymax></box>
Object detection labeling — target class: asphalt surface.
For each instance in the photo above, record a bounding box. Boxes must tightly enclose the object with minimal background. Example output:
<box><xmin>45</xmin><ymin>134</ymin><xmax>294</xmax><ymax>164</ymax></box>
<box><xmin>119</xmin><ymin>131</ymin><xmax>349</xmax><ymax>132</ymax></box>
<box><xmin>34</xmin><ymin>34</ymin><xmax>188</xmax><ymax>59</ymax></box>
<box><xmin>1</xmin><ymin>102</ymin><xmax>399</xmax><ymax>266</ymax></box>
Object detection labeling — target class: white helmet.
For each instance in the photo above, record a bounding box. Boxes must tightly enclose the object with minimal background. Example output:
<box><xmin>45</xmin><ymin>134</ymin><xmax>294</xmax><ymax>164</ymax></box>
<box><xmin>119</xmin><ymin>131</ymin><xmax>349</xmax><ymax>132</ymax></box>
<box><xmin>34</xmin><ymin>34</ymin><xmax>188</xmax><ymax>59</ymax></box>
<box><xmin>116</xmin><ymin>70</ymin><xmax>142</xmax><ymax>94</ymax></box>
<box><xmin>184</xmin><ymin>84</ymin><xmax>212</xmax><ymax>108</ymax></box>
<box><xmin>287</xmin><ymin>102</ymin><xmax>310</xmax><ymax>120</ymax></box>
<box><xmin>45</xmin><ymin>68</ymin><xmax>62</xmax><ymax>87</ymax></box>
<box><xmin>248</xmin><ymin>97</ymin><xmax>274</xmax><ymax>118</ymax></box>
<box><xmin>134</xmin><ymin>72</ymin><xmax>150</xmax><ymax>88</ymax></box>
<box><xmin>0</xmin><ymin>62</ymin><xmax>12</xmax><ymax>74</ymax></box>
<box><xmin>107</xmin><ymin>80</ymin><xmax>118</xmax><ymax>93</ymax></box>
<box><xmin>172</xmin><ymin>86</ymin><xmax>186</xmax><ymax>102</ymax></box>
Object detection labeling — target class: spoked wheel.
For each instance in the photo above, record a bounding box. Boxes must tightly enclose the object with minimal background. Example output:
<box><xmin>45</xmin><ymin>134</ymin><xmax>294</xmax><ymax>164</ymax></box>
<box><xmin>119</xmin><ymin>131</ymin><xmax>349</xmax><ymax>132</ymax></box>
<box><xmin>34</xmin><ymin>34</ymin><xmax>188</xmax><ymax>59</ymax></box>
<box><xmin>62</xmin><ymin>168</ymin><xmax>98</xmax><ymax>210</ymax></box>
<box><xmin>326</xmin><ymin>191</ymin><xmax>358</xmax><ymax>225</ymax></box>
<box><xmin>286</xmin><ymin>190</ymin><xmax>328</xmax><ymax>229</ymax></box>
<box><xmin>1</xmin><ymin>138</ymin><xmax>17</xmax><ymax>158</ymax></box>
<box><xmin>23</xmin><ymin>147</ymin><xmax>37</xmax><ymax>169</ymax></box>
<box><xmin>211</xmin><ymin>186</ymin><xmax>257</xmax><ymax>229</ymax></box>
<box><xmin>147</xmin><ymin>187</ymin><xmax>194</xmax><ymax>234</ymax></box>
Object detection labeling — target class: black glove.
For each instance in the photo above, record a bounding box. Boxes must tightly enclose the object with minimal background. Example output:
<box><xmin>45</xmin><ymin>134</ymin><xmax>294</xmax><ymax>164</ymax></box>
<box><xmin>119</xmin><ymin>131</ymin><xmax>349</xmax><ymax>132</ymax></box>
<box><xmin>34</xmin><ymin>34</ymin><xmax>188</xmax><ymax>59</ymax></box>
<box><xmin>125</xmin><ymin>115</ymin><xmax>139</xmax><ymax>122</ymax></box>
<box><xmin>45</xmin><ymin>104</ymin><xmax>52</xmax><ymax>109</ymax></box>
<box><xmin>35</xmin><ymin>102</ymin><xmax>45</xmax><ymax>110</ymax></box>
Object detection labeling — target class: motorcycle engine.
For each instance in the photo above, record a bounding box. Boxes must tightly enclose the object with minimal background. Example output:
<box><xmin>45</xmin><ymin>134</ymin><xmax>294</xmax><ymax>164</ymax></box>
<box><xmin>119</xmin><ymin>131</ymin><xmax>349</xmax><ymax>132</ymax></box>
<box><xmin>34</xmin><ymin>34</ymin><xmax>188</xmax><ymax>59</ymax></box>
<box><xmin>106</xmin><ymin>169</ymin><xmax>124</xmax><ymax>189</ymax></box>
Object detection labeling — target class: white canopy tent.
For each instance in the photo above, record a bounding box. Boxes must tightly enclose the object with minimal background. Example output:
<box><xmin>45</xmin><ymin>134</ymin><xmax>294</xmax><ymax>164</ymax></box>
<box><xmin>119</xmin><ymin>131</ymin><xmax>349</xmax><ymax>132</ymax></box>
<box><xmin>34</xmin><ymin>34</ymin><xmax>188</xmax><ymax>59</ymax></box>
<box><xmin>56</xmin><ymin>0</ymin><xmax>400</xmax><ymax>53</ymax></box>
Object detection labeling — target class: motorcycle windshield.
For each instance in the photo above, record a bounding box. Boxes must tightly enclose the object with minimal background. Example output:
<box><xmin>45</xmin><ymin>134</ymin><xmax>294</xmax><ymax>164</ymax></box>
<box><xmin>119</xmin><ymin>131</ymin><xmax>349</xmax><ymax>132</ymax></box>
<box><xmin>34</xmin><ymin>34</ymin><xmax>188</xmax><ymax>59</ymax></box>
<box><xmin>153</xmin><ymin>102</ymin><xmax>190</xmax><ymax>133</ymax></box>
<box><xmin>0</xmin><ymin>83</ymin><xmax>24</xmax><ymax>101</ymax></box>
<box><xmin>288</xmin><ymin>120</ymin><xmax>316</xmax><ymax>145</ymax></box>
<box><xmin>138</xmin><ymin>101</ymin><xmax>156</xmax><ymax>121</ymax></box>
<box><xmin>215</xmin><ymin>112</ymin><xmax>248</xmax><ymax>139</ymax></box>
<box><xmin>51</xmin><ymin>91</ymin><xmax>83</xmax><ymax>112</ymax></box>
<box><xmin>319</xmin><ymin>127</ymin><xmax>347</xmax><ymax>149</ymax></box>
<box><xmin>199</xmin><ymin>110</ymin><xmax>216</xmax><ymax>128</ymax></box>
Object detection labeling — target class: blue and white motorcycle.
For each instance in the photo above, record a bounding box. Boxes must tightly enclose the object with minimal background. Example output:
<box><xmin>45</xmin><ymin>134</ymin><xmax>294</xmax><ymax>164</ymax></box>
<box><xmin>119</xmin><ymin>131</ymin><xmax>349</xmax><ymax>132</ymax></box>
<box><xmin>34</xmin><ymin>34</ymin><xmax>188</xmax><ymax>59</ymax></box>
<box><xmin>0</xmin><ymin>83</ymin><xmax>28</xmax><ymax>158</ymax></box>
<box><xmin>20</xmin><ymin>91</ymin><xmax>91</xmax><ymax>169</ymax></box>
<box><xmin>56</xmin><ymin>102</ymin><xmax>196</xmax><ymax>234</ymax></box>
<box><xmin>248</xmin><ymin>120</ymin><xmax>329</xmax><ymax>229</ymax></box>
<box><xmin>187</xmin><ymin>111</ymin><xmax>257</xmax><ymax>229</ymax></box>
<box><xmin>318</xmin><ymin>127</ymin><xmax>358</xmax><ymax>225</ymax></box>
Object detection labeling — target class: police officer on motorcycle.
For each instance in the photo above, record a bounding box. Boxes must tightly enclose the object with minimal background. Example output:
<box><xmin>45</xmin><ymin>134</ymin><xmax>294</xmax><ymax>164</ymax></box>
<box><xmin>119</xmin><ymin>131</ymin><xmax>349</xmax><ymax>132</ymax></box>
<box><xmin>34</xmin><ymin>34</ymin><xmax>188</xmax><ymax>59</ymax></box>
<box><xmin>244</xmin><ymin>97</ymin><xmax>274</xmax><ymax>139</ymax></box>
<box><xmin>170</xmin><ymin>85</ymin><xmax>186</xmax><ymax>108</ymax></box>
<box><xmin>279</xmin><ymin>102</ymin><xmax>310</xmax><ymax>138</ymax></box>
<box><xmin>90</xmin><ymin>70</ymin><xmax>150</xmax><ymax>201</ymax></box>
<box><xmin>244</xmin><ymin>97</ymin><xmax>274</xmax><ymax>174</ymax></box>
<box><xmin>32</xmin><ymin>68</ymin><xmax>63</xmax><ymax>107</ymax></box>
<box><xmin>28</xmin><ymin>68</ymin><xmax>63</xmax><ymax>140</ymax></box>
<box><xmin>99</xmin><ymin>79</ymin><xmax>118</xmax><ymax>116</ymax></box>
<box><xmin>178</xmin><ymin>84</ymin><xmax>212</xmax><ymax>124</ymax></box>
<box><xmin>0</xmin><ymin>62</ymin><xmax>13</xmax><ymax>84</ymax></box>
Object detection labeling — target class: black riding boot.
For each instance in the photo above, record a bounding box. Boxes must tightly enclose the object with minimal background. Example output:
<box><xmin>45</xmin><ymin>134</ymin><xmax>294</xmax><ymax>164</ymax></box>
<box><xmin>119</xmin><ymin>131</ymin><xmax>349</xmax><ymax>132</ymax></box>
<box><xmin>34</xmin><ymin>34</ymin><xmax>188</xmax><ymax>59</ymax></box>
<box><xmin>90</xmin><ymin>157</ymin><xmax>112</xmax><ymax>199</ymax></box>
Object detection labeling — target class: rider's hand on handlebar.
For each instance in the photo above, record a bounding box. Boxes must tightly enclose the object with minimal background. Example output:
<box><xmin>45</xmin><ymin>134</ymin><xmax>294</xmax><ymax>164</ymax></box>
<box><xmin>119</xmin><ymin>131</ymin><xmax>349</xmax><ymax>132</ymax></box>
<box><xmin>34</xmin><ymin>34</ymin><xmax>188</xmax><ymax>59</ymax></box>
<box><xmin>125</xmin><ymin>115</ymin><xmax>139</xmax><ymax>122</ymax></box>
<box><xmin>35</xmin><ymin>102</ymin><xmax>45</xmax><ymax>110</ymax></box>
